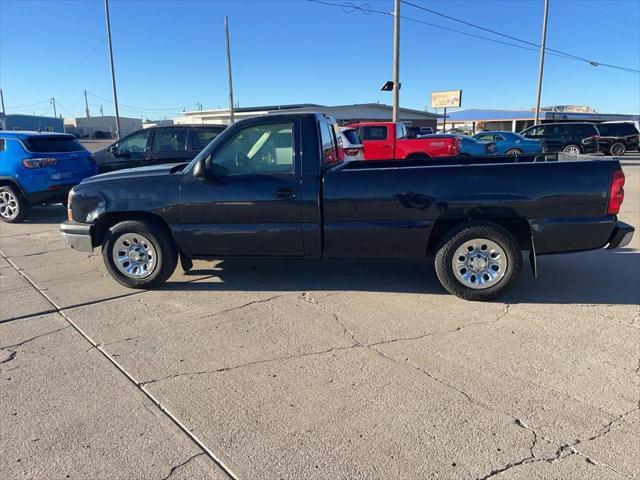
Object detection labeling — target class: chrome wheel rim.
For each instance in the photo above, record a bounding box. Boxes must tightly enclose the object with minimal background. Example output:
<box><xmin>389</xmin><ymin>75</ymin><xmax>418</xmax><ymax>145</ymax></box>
<box><xmin>611</xmin><ymin>143</ymin><xmax>626</xmax><ymax>156</ymax></box>
<box><xmin>0</xmin><ymin>191</ymin><xmax>19</xmax><ymax>220</ymax></box>
<box><xmin>452</xmin><ymin>238</ymin><xmax>508</xmax><ymax>290</ymax></box>
<box><xmin>506</xmin><ymin>149</ymin><xmax>520</xmax><ymax>156</ymax></box>
<box><xmin>563</xmin><ymin>145</ymin><xmax>580</xmax><ymax>154</ymax></box>
<box><xmin>111</xmin><ymin>233</ymin><xmax>157</xmax><ymax>279</ymax></box>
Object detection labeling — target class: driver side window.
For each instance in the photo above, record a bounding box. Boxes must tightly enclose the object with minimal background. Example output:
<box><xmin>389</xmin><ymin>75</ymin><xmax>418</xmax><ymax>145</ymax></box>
<box><xmin>213</xmin><ymin>123</ymin><xmax>294</xmax><ymax>175</ymax></box>
<box><xmin>118</xmin><ymin>131</ymin><xmax>150</xmax><ymax>154</ymax></box>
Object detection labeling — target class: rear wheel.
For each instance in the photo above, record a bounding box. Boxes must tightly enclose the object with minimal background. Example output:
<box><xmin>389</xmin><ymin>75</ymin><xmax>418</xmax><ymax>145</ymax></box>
<box><xmin>435</xmin><ymin>223</ymin><xmax>522</xmax><ymax>301</ymax></box>
<box><xmin>505</xmin><ymin>148</ymin><xmax>522</xmax><ymax>156</ymax></box>
<box><xmin>609</xmin><ymin>142</ymin><xmax>626</xmax><ymax>156</ymax></box>
<box><xmin>0</xmin><ymin>185</ymin><xmax>29</xmax><ymax>223</ymax></box>
<box><xmin>102</xmin><ymin>220</ymin><xmax>177</xmax><ymax>289</ymax></box>
<box><xmin>562</xmin><ymin>144</ymin><xmax>581</xmax><ymax>154</ymax></box>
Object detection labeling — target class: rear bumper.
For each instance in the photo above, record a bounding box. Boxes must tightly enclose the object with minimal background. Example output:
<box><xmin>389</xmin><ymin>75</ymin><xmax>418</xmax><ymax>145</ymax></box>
<box><xmin>24</xmin><ymin>186</ymin><xmax>74</xmax><ymax>205</ymax></box>
<box><xmin>60</xmin><ymin>221</ymin><xmax>93</xmax><ymax>252</ymax></box>
<box><xmin>606</xmin><ymin>221</ymin><xmax>635</xmax><ymax>249</ymax></box>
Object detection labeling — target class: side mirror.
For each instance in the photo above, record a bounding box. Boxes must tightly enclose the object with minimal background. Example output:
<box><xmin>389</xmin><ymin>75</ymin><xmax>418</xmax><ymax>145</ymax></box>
<box><xmin>193</xmin><ymin>154</ymin><xmax>227</xmax><ymax>180</ymax></box>
<box><xmin>193</xmin><ymin>156</ymin><xmax>207</xmax><ymax>179</ymax></box>
<box><xmin>108</xmin><ymin>143</ymin><xmax>118</xmax><ymax>154</ymax></box>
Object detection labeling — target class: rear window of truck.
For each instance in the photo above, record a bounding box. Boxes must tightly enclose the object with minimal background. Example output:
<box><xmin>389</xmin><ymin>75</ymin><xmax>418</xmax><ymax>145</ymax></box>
<box><xmin>23</xmin><ymin>136</ymin><xmax>85</xmax><ymax>153</ymax></box>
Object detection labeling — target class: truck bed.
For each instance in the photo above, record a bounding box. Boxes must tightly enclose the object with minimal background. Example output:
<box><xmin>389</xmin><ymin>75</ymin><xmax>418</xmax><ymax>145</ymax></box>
<box><xmin>322</xmin><ymin>155</ymin><xmax>621</xmax><ymax>258</ymax></box>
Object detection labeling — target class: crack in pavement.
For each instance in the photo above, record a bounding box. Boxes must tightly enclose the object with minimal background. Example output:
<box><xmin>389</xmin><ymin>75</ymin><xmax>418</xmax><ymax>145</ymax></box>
<box><xmin>0</xmin><ymin>350</ymin><xmax>17</xmax><ymax>364</ymax></box>
<box><xmin>368</xmin><ymin>304</ymin><xmax>512</xmax><ymax>350</ymax></box>
<box><xmin>198</xmin><ymin>294</ymin><xmax>287</xmax><ymax>319</ymax></box>
<box><xmin>7</xmin><ymin>247</ymin><xmax>69</xmax><ymax>259</ymax></box>
<box><xmin>0</xmin><ymin>325</ymin><xmax>71</xmax><ymax>350</ymax></box>
<box><xmin>139</xmin><ymin>343</ymin><xmax>361</xmax><ymax>387</ymax></box>
<box><xmin>161</xmin><ymin>452</ymin><xmax>206</xmax><ymax>480</ymax></box>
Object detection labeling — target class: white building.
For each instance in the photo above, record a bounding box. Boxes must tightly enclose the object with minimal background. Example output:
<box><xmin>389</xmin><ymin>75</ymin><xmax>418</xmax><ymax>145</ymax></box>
<box><xmin>64</xmin><ymin>116</ymin><xmax>142</xmax><ymax>138</ymax></box>
<box><xmin>174</xmin><ymin>103</ymin><xmax>438</xmax><ymax>129</ymax></box>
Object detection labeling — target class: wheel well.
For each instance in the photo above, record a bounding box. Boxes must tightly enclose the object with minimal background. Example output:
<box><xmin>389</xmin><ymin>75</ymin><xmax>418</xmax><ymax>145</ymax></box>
<box><xmin>92</xmin><ymin>211</ymin><xmax>173</xmax><ymax>248</ymax></box>
<box><xmin>427</xmin><ymin>215</ymin><xmax>532</xmax><ymax>254</ymax></box>
<box><xmin>0</xmin><ymin>179</ymin><xmax>24</xmax><ymax>194</ymax></box>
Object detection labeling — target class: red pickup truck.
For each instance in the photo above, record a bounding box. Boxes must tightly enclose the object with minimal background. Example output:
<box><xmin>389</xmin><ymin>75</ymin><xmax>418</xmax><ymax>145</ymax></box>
<box><xmin>347</xmin><ymin>121</ymin><xmax>460</xmax><ymax>160</ymax></box>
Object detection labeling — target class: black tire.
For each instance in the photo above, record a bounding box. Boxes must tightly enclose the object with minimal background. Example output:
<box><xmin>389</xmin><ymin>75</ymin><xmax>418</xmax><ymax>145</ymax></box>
<box><xmin>562</xmin><ymin>144</ymin><xmax>582</xmax><ymax>154</ymax></box>
<box><xmin>609</xmin><ymin>142</ymin><xmax>626</xmax><ymax>156</ymax></box>
<box><xmin>0</xmin><ymin>185</ymin><xmax>29</xmax><ymax>223</ymax></box>
<box><xmin>505</xmin><ymin>148</ymin><xmax>522</xmax><ymax>156</ymax></box>
<box><xmin>102</xmin><ymin>220</ymin><xmax>177</xmax><ymax>289</ymax></box>
<box><xmin>435</xmin><ymin>222</ymin><xmax>522</xmax><ymax>301</ymax></box>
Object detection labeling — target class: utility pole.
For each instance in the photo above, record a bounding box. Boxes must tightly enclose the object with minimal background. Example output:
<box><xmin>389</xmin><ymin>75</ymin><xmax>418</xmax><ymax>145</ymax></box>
<box><xmin>392</xmin><ymin>0</ymin><xmax>400</xmax><ymax>122</ymax></box>
<box><xmin>534</xmin><ymin>0</ymin><xmax>549</xmax><ymax>125</ymax></box>
<box><xmin>100</xmin><ymin>104</ymin><xmax>104</xmax><ymax>116</ymax></box>
<box><xmin>0</xmin><ymin>88</ymin><xmax>5</xmax><ymax>115</ymax></box>
<box><xmin>225</xmin><ymin>16</ymin><xmax>235</xmax><ymax>124</ymax></box>
<box><xmin>50</xmin><ymin>98</ymin><xmax>57</xmax><ymax>118</ymax></box>
<box><xmin>104</xmin><ymin>0</ymin><xmax>121</xmax><ymax>138</ymax></box>
<box><xmin>84</xmin><ymin>90</ymin><xmax>91</xmax><ymax>119</ymax></box>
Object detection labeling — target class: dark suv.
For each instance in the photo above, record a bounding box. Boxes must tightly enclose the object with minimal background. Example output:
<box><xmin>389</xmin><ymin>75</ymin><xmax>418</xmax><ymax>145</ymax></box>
<box><xmin>595</xmin><ymin>122</ymin><xmax>639</xmax><ymax>156</ymax></box>
<box><xmin>94</xmin><ymin>125</ymin><xmax>226</xmax><ymax>173</ymax></box>
<box><xmin>520</xmin><ymin>122</ymin><xmax>599</xmax><ymax>154</ymax></box>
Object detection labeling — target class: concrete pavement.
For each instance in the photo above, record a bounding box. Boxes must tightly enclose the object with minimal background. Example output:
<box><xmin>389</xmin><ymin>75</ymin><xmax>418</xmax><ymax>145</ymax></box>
<box><xmin>1</xmin><ymin>162</ymin><xmax>638</xmax><ymax>479</ymax></box>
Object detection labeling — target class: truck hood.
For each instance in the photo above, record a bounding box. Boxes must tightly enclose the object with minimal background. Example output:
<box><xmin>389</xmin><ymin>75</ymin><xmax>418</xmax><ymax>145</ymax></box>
<box><xmin>80</xmin><ymin>163</ymin><xmax>187</xmax><ymax>185</ymax></box>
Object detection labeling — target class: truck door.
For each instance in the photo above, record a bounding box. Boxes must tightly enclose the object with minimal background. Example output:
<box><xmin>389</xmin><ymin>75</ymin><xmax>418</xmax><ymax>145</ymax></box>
<box><xmin>361</xmin><ymin>125</ymin><xmax>393</xmax><ymax>160</ymax></box>
<box><xmin>179</xmin><ymin>118</ymin><xmax>304</xmax><ymax>257</ymax></box>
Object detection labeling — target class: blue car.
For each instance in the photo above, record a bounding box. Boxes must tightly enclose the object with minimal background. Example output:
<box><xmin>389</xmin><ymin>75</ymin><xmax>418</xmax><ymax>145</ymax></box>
<box><xmin>0</xmin><ymin>131</ymin><xmax>98</xmax><ymax>223</ymax></box>
<box><xmin>473</xmin><ymin>131</ymin><xmax>543</xmax><ymax>155</ymax></box>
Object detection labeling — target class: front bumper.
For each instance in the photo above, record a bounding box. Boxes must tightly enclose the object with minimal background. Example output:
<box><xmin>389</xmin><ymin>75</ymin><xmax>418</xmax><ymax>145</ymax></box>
<box><xmin>60</xmin><ymin>221</ymin><xmax>94</xmax><ymax>252</ymax></box>
<box><xmin>607</xmin><ymin>221</ymin><xmax>635</xmax><ymax>249</ymax></box>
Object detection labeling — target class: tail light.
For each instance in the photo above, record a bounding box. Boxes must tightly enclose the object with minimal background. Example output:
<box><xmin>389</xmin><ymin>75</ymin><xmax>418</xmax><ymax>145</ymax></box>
<box><xmin>22</xmin><ymin>157</ymin><xmax>57</xmax><ymax>168</ymax></box>
<box><xmin>343</xmin><ymin>148</ymin><xmax>361</xmax><ymax>157</ymax></box>
<box><xmin>607</xmin><ymin>170</ymin><xmax>625</xmax><ymax>215</ymax></box>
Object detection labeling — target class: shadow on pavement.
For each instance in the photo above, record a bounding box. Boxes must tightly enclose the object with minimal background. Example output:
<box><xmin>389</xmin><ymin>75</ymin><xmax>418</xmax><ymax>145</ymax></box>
<box><xmin>169</xmin><ymin>249</ymin><xmax>640</xmax><ymax>305</ymax></box>
<box><xmin>22</xmin><ymin>205</ymin><xmax>67</xmax><ymax>225</ymax></box>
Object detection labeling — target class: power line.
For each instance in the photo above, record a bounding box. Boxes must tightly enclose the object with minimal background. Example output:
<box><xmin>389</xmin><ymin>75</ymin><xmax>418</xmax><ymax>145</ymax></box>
<box><xmin>5</xmin><ymin>98</ymin><xmax>51</xmax><ymax>109</ymax></box>
<box><xmin>307</xmin><ymin>0</ymin><xmax>639</xmax><ymax>74</ymax></box>
<box><xmin>86</xmin><ymin>91</ymin><xmax>198</xmax><ymax>112</ymax></box>
<box><xmin>401</xmin><ymin>0</ymin><xmax>639</xmax><ymax>73</ymax></box>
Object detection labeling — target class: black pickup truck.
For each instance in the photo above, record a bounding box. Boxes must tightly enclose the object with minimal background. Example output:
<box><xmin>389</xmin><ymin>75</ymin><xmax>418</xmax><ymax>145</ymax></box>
<box><xmin>60</xmin><ymin>113</ymin><xmax>634</xmax><ymax>301</ymax></box>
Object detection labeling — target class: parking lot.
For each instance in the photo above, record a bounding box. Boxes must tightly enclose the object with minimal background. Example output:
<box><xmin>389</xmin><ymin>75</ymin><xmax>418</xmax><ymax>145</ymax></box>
<box><xmin>1</xmin><ymin>160</ymin><xmax>638</xmax><ymax>479</ymax></box>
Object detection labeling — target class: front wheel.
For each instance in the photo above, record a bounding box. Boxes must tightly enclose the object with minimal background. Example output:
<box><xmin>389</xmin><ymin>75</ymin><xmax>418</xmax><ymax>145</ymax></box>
<box><xmin>0</xmin><ymin>185</ymin><xmax>29</xmax><ymax>223</ymax></box>
<box><xmin>102</xmin><ymin>220</ymin><xmax>178</xmax><ymax>289</ymax></box>
<box><xmin>435</xmin><ymin>223</ymin><xmax>522</xmax><ymax>301</ymax></box>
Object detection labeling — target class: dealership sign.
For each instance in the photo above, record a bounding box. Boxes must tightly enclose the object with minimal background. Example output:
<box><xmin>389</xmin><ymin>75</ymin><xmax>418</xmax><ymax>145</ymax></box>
<box><xmin>431</xmin><ymin>90</ymin><xmax>462</xmax><ymax>109</ymax></box>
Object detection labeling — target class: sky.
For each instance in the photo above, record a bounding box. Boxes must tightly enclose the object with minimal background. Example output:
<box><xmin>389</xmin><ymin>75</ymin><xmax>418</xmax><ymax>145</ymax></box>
<box><xmin>1</xmin><ymin>0</ymin><xmax>639</xmax><ymax>120</ymax></box>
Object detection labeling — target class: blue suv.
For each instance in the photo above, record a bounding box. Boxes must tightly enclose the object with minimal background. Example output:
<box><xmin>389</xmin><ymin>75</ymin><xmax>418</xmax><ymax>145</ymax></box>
<box><xmin>0</xmin><ymin>131</ymin><xmax>98</xmax><ymax>223</ymax></box>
